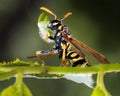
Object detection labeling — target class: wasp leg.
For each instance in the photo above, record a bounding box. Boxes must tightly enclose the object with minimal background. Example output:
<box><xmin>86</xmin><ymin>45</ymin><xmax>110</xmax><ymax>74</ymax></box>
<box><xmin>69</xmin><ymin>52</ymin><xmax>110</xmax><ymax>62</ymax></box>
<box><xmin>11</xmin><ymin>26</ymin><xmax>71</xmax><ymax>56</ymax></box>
<box><xmin>36</xmin><ymin>49</ymin><xmax>57</xmax><ymax>66</ymax></box>
<box><xmin>36</xmin><ymin>51</ymin><xmax>45</xmax><ymax>66</ymax></box>
<box><xmin>60</xmin><ymin>43</ymin><xmax>68</xmax><ymax>67</ymax></box>
<box><xmin>84</xmin><ymin>57</ymin><xmax>90</xmax><ymax>66</ymax></box>
<box><xmin>62</xmin><ymin>61</ymin><xmax>72</xmax><ymax>67</ymax></box>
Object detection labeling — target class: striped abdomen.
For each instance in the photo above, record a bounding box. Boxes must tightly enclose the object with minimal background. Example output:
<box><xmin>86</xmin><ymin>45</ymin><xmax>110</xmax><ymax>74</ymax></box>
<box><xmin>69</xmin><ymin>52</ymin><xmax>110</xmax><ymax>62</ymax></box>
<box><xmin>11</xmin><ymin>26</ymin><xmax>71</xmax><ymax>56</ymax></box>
<box><xmin>66</xmin><ymin>51</ymin><xmax>88</xmax><ymax>67</ymax></box>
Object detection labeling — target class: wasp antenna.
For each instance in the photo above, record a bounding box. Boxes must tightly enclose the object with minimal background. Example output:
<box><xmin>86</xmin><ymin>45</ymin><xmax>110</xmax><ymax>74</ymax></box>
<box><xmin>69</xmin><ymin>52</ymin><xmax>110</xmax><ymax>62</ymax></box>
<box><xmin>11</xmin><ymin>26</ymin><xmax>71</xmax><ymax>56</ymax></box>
<box><xmin>62</xmin><ymin>12</ymin><xmax>72</xmax><ymax>20</ymax></box>
<box><xmin>40</xmin><ymin>7</ymin><xmax>57</xmax><ymax>19</ymax></box>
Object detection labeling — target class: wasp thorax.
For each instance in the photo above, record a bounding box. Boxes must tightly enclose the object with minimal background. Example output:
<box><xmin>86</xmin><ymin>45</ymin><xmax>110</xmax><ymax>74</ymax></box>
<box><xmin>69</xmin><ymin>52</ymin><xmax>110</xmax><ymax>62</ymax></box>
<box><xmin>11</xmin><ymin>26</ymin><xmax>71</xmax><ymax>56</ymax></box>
<box><xmin>47</xmin><ymin>20</ymin><xmax>62</xmax><ymax>31</ymax></box>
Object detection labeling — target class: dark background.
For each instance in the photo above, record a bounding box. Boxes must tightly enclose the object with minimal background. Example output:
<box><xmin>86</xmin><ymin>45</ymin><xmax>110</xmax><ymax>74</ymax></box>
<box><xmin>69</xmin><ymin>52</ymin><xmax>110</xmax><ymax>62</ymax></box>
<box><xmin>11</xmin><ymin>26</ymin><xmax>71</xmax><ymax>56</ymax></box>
<box><xmin>0</xmin><ymin>0</ymin><xmax>120</xmax><ymax>96</ymax></box>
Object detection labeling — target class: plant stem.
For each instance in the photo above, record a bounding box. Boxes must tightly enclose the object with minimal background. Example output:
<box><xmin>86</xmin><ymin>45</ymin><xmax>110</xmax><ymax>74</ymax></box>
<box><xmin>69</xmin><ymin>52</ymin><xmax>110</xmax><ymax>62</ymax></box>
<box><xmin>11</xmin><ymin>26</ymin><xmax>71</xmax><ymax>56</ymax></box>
<box><xmin>0</xmin><ymin>64</ymin><xmax>120</xmax><ymax>76</ymax></box>
<box><xmin>14</xmin><ymin>70</ymin><xmax>24</xmax><ymax>96</ymax></box>
<box><xmin>97</xmin><ymin>72</ymin><xmax>111</xmax><ymax>96</ymax></box>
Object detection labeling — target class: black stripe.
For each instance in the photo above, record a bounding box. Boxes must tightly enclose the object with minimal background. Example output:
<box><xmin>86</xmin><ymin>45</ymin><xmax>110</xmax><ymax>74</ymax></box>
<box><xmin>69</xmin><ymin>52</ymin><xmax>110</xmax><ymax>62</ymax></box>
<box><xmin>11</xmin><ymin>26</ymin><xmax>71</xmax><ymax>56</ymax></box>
<box><xmin>67</xmin><ymin>51</ymin><xmax>74</xmax><ymax>58</ymax></box>
<box><xmin>72</xmin><ymin>59</ymin><xmax>86</xmax><ymax>67</ymax></box>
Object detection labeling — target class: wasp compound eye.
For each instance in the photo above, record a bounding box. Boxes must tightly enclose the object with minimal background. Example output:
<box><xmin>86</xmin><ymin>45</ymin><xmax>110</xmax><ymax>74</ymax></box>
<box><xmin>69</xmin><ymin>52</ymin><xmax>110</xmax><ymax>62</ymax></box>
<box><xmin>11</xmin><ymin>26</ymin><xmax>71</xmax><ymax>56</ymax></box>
<box><xmin>47</xmin><ymin>20</ymin><xmax>61</xmax><ymax>30</ymax></box>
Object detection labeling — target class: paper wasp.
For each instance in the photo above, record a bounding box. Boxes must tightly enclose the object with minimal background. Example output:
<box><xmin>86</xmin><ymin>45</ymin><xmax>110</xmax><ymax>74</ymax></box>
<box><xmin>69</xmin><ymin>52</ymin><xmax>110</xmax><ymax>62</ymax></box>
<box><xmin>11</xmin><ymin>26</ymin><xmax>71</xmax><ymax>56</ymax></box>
<box><xmin>28</xmin><ymin>7</ymin><xmax>110</xmax><ymax>66</ymax></box>
<box><xmin>28</xmin><ymin>7</ymin><xmax>110</xmax><ymax>88</ymax></box>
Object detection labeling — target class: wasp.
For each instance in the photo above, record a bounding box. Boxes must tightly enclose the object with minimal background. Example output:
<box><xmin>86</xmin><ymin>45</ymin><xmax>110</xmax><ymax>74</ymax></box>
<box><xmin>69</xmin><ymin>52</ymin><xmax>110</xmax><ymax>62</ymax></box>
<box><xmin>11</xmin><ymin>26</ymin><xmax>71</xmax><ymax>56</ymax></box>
<box><xmin>28</xmin><ymin>7</ymin><xmax>110</xmax><ymax>88</ymax></box>
<box><xmin>29</xmin><ymin>7</ymin><xmax>110</xmax><ymax>66</ymax></box>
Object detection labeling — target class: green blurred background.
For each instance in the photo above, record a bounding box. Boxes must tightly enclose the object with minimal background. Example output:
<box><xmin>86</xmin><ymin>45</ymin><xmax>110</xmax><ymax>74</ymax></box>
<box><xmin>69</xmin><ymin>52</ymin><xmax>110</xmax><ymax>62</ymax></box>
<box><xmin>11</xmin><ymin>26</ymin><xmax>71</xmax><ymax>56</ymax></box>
<box><xmin>0</xmin><ymin>0</ymin><xmax>120</xmax><ymax>96</ymax></box>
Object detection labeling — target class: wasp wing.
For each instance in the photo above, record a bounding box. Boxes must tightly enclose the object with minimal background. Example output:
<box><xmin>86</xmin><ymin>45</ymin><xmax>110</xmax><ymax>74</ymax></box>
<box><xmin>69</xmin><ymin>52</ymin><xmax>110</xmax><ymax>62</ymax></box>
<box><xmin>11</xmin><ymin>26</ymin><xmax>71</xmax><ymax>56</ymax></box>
<box><xmin>62</xmin><ymin>33</ymin><xmax>110</xmax><ymax>64</ymax></box>
<box><xmin>62</xmin><ymin>34</ymin><xmax>86</xmax><ymax>59</ymax></box>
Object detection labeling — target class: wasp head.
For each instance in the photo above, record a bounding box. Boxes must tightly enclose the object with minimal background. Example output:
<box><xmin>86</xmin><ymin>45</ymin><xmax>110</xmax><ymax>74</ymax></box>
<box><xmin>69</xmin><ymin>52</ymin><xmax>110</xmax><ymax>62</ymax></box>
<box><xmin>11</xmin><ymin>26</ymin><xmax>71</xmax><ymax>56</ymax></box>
<box><xmin>47</xmin><ymin>19</ymin><xmax>62</xmax><ymax>31</ymax></box>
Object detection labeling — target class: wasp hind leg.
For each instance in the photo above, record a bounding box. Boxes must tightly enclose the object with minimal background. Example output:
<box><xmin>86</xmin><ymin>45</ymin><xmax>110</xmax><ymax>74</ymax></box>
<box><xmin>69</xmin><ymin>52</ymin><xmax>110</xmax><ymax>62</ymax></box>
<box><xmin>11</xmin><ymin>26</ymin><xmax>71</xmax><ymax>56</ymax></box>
<box><xmin>60</xmin><ymin>56</ymin><xmax>71</xmax><ymax>67</ymax></box>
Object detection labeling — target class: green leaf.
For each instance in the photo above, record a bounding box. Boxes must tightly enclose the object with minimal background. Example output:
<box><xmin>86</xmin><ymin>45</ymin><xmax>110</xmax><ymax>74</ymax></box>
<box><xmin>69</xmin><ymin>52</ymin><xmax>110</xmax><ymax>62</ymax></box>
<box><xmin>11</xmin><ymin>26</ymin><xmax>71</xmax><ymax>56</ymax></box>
<box><xmin>34</xmin><ymin>73</ymin><xmax>63</xmax><ymax>79</ymax></box>
<box><xmin>1</xmin><ymin>85</ymin><xmax>20</xmax><ymax>96</ymax></box>
<box><xmin>37</xmin><ymin>12</ymin><xmax>54</xmax><ymax>43</ymax></box>
<box><xmin>22</xmin><ymin>84</ymin><xmax>32</xmax><ymax>96</ymax></box>
<box><xmin>1</xmin><ymin>71</ymin><xmax>32</xmax><ymax>96</ymax></box>
<box><xmin>0</xmin><ymin>59</ymin><xmax>40</xmax><ymax>81</ymax></box>
<box><xmin>38</xmin><ymin>13</ymin><xmax>49</xmax><ymax>22</ymax></box>
<box><xmin>0</xmin><ymin>58</ymin><xmax>39</xmax><ymax>67</ymax></box>
<box><xmin>0</xmin><ymin>71</ymin><xmax>16</xmax><ymax>81</ymax></box>
<box><xmin>91</xmin><ymin>86</ymin><xmax>106</xmax><ymax>96</ymax></box>
<box><xmin>1</xmin><ymin>84</ymin><xmax>32</xmax><ymax>96</ymax></box>
<box><xmin>91</xmin><ymin>72</ymin><xmax>111</xmax><ymax>96</ymax></box>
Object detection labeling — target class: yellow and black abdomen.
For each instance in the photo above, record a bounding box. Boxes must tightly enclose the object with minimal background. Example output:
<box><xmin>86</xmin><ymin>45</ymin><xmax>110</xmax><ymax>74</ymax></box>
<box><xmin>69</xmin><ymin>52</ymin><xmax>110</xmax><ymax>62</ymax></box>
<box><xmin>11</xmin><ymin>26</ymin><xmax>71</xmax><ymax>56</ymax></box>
<box><xmin>66</xmin><ymin>51</ymin><xmax>88</xmax><ymax>67</ymax></box>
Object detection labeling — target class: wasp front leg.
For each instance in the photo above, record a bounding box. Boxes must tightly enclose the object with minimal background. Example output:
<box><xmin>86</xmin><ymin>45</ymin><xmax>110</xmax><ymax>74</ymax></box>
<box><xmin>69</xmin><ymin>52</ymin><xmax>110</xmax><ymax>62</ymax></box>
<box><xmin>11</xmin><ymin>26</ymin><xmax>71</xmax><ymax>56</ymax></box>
<box><xmin>36</xmin><ymin>48</ymin><xmax>58</xmax><ymax>66</ymax></box>
<box><xmin>36</xmin><ymin>51</ymin><xmax>46</xmax><ymax>65</ymax></box>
